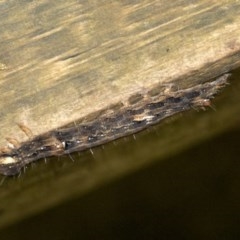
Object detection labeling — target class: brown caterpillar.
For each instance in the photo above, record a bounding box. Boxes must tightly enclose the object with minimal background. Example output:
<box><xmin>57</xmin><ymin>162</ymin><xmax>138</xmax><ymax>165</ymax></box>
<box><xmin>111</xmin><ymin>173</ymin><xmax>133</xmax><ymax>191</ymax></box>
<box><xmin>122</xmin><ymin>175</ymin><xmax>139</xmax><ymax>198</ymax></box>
<box><xmin>0</xmin><ymin>73</ymin><xmax>230</xmax><ymax>176</ymax></box>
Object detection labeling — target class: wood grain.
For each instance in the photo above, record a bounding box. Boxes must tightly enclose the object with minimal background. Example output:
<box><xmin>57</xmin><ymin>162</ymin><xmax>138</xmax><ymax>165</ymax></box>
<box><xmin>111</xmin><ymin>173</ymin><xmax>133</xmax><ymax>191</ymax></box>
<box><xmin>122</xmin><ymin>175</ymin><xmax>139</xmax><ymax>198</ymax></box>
<box><xmin>0</xmin><ymin>0</ymin><xmax>240</xmax><ymax>146</ymax></box>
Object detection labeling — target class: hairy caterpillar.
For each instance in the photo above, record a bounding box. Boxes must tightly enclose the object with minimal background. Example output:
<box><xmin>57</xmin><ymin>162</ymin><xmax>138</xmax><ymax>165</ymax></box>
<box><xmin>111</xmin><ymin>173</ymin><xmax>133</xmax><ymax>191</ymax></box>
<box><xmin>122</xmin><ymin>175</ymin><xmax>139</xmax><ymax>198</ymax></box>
<box><xmin>0</xmin><ymin>74</ymin><xmax>230</xmax><ymax>176</ymax></box>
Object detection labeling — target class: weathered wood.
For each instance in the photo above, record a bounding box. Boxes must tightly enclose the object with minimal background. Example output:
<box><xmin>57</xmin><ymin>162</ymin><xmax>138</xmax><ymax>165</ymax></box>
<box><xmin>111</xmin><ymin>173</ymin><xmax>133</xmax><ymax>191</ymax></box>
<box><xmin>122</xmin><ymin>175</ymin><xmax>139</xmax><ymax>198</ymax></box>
<box><xmin>0</xmin><ymin>0</ymin><xmax>240</xmax><ymax>230</ymax></box>
<box><xmin>0</xmin><ymin>0</ymin><xmax>240</xmax><ymax>145</ymax></box>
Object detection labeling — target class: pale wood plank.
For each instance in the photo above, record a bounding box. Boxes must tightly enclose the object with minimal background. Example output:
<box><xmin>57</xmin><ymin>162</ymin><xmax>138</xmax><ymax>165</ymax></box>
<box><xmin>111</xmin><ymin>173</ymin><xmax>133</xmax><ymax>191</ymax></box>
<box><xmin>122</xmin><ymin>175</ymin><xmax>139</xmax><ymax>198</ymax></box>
<box><xmin>0</xmin><ymin>0</ymin><xmax>240</xmax><ymax>145</ymax></box>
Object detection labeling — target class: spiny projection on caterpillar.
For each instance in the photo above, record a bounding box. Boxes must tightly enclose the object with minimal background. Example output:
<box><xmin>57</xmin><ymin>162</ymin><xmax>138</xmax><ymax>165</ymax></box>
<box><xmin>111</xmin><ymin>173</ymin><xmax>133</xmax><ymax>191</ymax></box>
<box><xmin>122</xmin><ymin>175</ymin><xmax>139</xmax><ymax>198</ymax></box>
<box><xmin>0</xmin><ymin>73</ymin><xmax>230</xmax><ymax>176</ymax></box>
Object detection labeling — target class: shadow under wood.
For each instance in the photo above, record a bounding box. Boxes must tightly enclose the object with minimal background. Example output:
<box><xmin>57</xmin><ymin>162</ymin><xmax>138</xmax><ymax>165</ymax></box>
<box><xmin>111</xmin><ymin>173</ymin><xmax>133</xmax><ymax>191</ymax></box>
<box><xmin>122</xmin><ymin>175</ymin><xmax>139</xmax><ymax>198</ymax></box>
<box><xmin>0</xmin><ymin>122</ymin><xmax>240</xmax><ymax>240</ymax></box>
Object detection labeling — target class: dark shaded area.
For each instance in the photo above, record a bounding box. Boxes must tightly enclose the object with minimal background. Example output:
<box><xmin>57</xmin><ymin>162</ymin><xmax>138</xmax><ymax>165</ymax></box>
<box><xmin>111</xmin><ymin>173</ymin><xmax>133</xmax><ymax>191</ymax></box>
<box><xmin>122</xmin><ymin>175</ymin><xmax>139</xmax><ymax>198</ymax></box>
<box><xmin>1</xmin><ymin>125</ymin><xmax>240</xmax><ymax>240</ymax></box>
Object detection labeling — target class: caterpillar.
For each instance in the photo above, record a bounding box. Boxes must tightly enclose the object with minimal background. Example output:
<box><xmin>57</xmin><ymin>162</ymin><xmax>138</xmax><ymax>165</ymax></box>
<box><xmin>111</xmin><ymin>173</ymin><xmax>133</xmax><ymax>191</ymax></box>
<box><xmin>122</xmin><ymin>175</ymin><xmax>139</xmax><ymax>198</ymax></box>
<box><xmin>0</xmin><ymin>73</ymin><xmax>230</xmax><ymax>176</ymax></box>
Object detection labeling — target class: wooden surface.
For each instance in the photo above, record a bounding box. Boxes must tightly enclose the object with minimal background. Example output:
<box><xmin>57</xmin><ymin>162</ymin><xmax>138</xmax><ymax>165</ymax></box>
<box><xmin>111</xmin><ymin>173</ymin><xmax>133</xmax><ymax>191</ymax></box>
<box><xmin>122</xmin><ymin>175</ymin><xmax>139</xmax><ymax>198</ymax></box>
<box><xmin>0</xmin><ymin>0</ymin><xmax>240</xmax><ymax>145</ymax></box>
<box><xmin>0</xmin><ymin>0</ymin><xmax>240</xmax><ymax>231</ymax></box>
<box><xmin>1</xmin><ymin>70</ymin><xmax>240</xmax><ymax>237</ymax></box>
